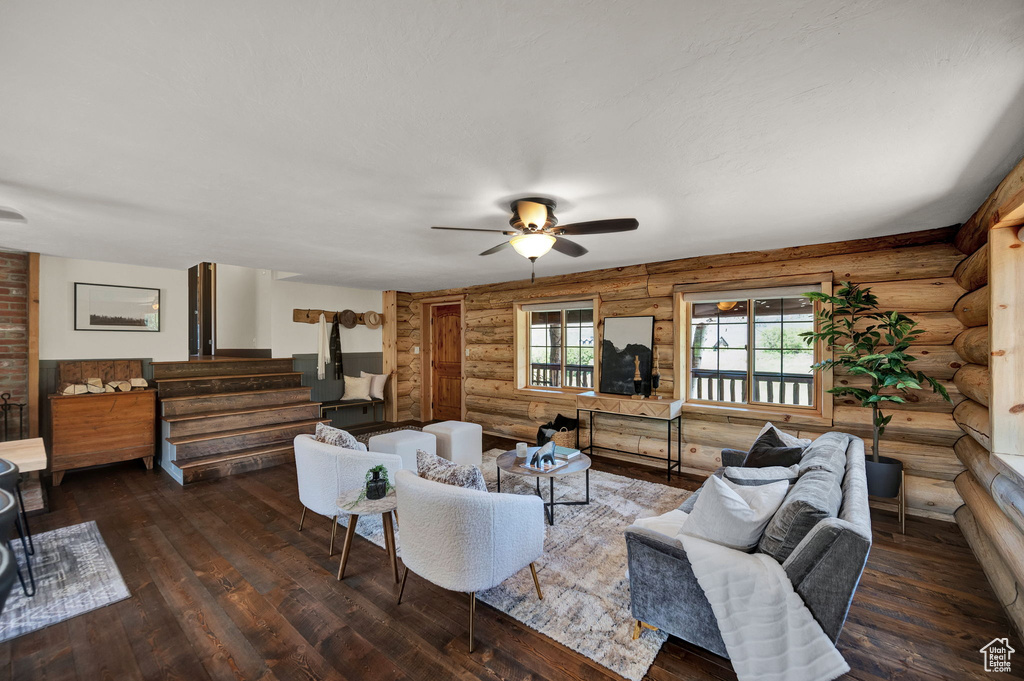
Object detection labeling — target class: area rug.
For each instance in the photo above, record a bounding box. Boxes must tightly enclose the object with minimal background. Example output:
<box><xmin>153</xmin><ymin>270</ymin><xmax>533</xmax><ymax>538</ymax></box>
<box><xmin>0</xmin><ymin>520</ymin><xmax>130</xmax><ymax>642</ymax></box>
<box><xmin>340</xmin><ymin>447</ymin><xmax>691</xmax><ymax>681</ymax></box>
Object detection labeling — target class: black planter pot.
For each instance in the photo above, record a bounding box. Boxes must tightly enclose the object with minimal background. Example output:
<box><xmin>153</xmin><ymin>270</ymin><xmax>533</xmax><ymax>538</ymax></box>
<box><xmin>366</xmin><ymin>471</ymin><xmax>388</xmax><ymax>500</ymax></box>
<box><xmin>865</xmin><ymin>455</ymin><xmax>903</xmax><ymax>498</ymax></box>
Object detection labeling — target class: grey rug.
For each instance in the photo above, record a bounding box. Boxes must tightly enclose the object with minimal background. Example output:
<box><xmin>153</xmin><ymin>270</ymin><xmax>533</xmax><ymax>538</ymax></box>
<box><xmin>341</xmin><ymin>447</ymin><xmax>691</xmax><ymax>681</ymax></box>
<box><xmin>0</xmin><ymin>520</ymin><xmax>130</xmax><ymax>642</ymax></box>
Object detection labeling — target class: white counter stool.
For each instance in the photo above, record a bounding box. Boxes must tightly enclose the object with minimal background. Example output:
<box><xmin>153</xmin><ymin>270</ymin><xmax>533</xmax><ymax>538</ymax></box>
<box><xmin>368</xmin><ymin>430</ymin><xmax>436</xmax><ymax>472</ymax></box>
<box><xmin>422</xmin><ymin>421</ymin><xmax>482</xmax><ymax>467</ymax></box>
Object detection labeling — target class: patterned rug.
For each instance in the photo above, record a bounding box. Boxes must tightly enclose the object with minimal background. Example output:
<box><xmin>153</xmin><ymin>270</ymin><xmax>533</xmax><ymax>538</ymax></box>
<box><xmin>340</xmin><ymin>447</ymin><xmax>691</xmax><ymax>681</ymax></box>
<box><xmin>353</xmin><ymin>425</ymin><xmax>421</xmax><ymax>444</ymax></box>
<box><xmin>0</xmin><ymin>520</ymin><xmax>130</xmax><ymax>642</ymax></box>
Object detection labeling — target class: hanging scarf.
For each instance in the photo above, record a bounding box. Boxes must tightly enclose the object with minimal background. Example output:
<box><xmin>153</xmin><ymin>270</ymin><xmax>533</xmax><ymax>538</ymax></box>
<box><xmin>330</xmin><ymin>312</ymin><xmax>344</xmax><ymax>382</ymax></box>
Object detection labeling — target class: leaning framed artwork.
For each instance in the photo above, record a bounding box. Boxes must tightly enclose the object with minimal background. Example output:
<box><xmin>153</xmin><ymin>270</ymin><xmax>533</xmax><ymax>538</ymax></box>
<box><xmin>599</xmin><ymin>315</ymin><xmax>655</xmax><ymax>395</ymax></box>
<box><xmin>74</xmin><ymin>283</ymin><xmax>161</xmax><ymax>332</ymax></box>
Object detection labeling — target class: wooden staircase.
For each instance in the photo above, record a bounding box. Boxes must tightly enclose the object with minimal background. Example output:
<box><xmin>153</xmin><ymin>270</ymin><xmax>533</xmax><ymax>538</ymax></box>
<box><xmin>153</xmin><ymin>358</ymin><xmax>327</xmax><ymax>484</ymax></box>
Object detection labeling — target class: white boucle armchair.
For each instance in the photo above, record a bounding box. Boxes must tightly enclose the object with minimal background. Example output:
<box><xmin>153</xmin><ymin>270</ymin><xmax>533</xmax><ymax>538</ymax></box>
<box><xmin>293</xmin><ymin>434</ymin><xmax>403</xmax><ymax>556</ymax></box>
<box><xmin>394</xmin><ymin>469</ymin><xmax>546</xmax><ymax>652</ymax></box>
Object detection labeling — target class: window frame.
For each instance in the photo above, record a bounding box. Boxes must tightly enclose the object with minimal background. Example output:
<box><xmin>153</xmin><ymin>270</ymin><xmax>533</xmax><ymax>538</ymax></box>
<box><xmin>514</xmin><ymin>295</ymin><xmax>600</xmax><ymax>395</ymax></box>
<box><xmin>674</xmin><ymin>274</ymin><xmax>833</xmax><ymax>421</ymax></box>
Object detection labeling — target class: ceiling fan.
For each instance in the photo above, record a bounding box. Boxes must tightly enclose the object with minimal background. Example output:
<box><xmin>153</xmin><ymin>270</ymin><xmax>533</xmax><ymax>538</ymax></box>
<box><xmin>431</xmin><ymin>197</ymin><xmax>638</xmax><ymax>281</ymax></box>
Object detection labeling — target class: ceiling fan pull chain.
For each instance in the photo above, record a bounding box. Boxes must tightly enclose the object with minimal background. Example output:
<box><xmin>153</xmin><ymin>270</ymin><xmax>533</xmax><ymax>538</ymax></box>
<box><xmin>530</xmin><ymin>257</ymin><xmax>537</xmax><ymax>283</ymax></box>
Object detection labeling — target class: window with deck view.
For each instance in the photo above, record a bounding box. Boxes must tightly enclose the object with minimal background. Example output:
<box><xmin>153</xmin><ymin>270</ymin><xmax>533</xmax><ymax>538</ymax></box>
<box><xmin>686</xmin><ymin>286</ymin><xmax>820</xmax><ymax>408</ymax></box>
<box><xmin>526</xmin><ymin>302</ymin><xmax>595</xmax><ymax>389</ymax></box>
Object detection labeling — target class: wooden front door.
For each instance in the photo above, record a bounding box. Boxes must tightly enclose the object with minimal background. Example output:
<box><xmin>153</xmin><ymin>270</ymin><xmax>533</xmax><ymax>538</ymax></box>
<box><xmin>430</xmin><ymin>303</ymin><xmax>462</xmax><ymax>420</ymax></box>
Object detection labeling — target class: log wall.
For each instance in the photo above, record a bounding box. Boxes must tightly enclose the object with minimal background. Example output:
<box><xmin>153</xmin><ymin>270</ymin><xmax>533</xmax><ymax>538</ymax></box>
<box><xmin>394</xmin><ymin>226</ymin><xmax>968</xmax><ymax>520</ymax></box>
<box><xmin>950</xmin><ymin>216</ymin><xmax>1024</xmax><ymax>638</ymax></box>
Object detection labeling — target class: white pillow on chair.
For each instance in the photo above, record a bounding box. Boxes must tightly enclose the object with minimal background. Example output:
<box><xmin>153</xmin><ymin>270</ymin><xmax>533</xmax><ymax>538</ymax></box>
<box><xmin>680</xmin><ymin>475</ymin><xmax>789</xmax><ymax>552</ymax></box>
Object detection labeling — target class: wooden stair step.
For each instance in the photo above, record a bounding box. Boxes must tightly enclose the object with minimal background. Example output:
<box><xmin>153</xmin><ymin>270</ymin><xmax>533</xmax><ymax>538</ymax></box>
<box><xmin>163</xmin><ymin>402</ymin><xmax>323</xmax><ymax>422</ymax></box>
<box><xmin>166</xmin><ymin>418</ymin><xmax>329</xmax><ymax>445</ymax></box>
<box><xmin>160</xmin><ymin>386</ymin><xmax>313</xmax><ymax>416</ymax></box>
<box><xmin>160</xmin><ymin>387</ymin><xmax>311</xmax><ymax>403</ymax></box>
<box><xmin>163</xmin><ymin>402</ymin><xmax>324</xmax><ymax>438</ymax></box>
<box><xmin>155</xmin><ymin>372</ymin><xmax>301</xmax><ymax>383</ymax></box>
<box><xmin>154</xmin><ymin>372</ymin><xmax>304</xmax><ymax>398</ymax></box>
<box><xmin>174</xmin><ymin>442</ymin><xmax>294</xmax><ymax>484</ymax></box>
<box><xmin>151</xmin><ymin>357</ymin><xmax>294</xmax><ymax>380</ymax></box>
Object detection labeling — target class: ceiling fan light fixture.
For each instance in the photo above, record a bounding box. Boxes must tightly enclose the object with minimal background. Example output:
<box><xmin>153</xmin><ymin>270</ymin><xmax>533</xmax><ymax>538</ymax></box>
<box><xmin>716</xmin><ymin>301</ymin><xmax>739</xmax><ymax>311</ymax></box>
<box><xmin>510</xmin><ymin>232</ymin><xmax>556</xmax><ymax>259</ymax></box>
<box><xmin>515</xmin><ymin>200</ymin><xmax>550</xmax><ymax>230</ymax></box>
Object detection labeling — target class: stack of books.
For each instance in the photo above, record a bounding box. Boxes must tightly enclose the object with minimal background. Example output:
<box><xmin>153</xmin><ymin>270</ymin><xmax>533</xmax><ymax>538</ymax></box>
<box><xmin>553</xmin><ymin>445</ymin><xmax>581</xmax><ymax>460</ymax></box>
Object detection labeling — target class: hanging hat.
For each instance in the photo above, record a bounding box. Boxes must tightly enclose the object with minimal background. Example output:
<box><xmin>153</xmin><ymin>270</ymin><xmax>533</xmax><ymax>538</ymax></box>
<box><xmin>363</xmin><ymin>310</ymin><xmax>382</xmax><ymax>329</ymax></box>
<box><xmin>338</xmin><ymin>309</ymin><xmax>357</xmax><ymax>328</ymax></box>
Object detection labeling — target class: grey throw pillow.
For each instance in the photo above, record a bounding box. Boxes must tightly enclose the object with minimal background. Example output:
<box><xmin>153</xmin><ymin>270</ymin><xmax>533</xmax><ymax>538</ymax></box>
<box><xmin>742</xmin><ymin>428</ymin><xmax>805</xmax><ymax>468</ymax></box>
<box><xmin>798</xmin><ymin>432</ymin><xmax>850</xmax><ymax>478</ymax></box>
<box><xmin>315</xmin><ymin>423</ymin><xmax>360</xmax><ymax>449</ymax></box>
<box><xmin>416</xmin><ymin>449</ymin><xmax>487</xmax><ymax>492</ymax></box>
<box><xmin>758</xmin><ymin>466</ymin><xmax>843</xmax><ymax>563</ymax></box>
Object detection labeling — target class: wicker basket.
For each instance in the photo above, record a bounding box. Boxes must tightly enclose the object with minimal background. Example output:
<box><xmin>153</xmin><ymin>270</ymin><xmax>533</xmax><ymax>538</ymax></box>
<box><xmin>550</xmin><ymin>427</ymin><xmax>577</xmax><ymax>449</ymax></box>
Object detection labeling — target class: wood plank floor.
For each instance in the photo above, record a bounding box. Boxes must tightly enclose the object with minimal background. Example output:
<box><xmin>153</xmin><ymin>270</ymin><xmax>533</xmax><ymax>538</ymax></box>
<box><xmin>2</xmin><ymin>429</ymin><xmax>1021</xmax><ymax>681</ymax></box>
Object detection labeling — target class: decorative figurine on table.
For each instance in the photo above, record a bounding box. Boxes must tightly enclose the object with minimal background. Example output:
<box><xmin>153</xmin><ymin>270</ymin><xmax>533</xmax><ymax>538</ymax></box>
<box><xmin>632</xmin><ymin>355</ymin><xmax>644</xmax><ymax>399</ymax></box>
<box><xmin>527</xmin><ymin>441</ymin><xmax>557</xmax><ymax>468</ymax></box>
<box><xmin>651</xmin><ymin>352</ymin><xmax>662</xmax><ymax>399</ymax></box>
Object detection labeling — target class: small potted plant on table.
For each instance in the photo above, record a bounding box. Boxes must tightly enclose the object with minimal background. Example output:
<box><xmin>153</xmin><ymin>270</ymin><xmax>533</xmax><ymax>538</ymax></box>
<box><xmin>802</xmin><ymin>282</ymin><xmax>951</xmax><ymax>498</ymax></box>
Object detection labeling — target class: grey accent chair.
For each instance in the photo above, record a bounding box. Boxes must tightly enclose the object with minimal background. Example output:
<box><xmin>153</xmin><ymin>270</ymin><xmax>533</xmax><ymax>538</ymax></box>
<box><xmin>624</xmin><ymin>433</ymin><xmax>872</xmax><ymax>657</ymax></box>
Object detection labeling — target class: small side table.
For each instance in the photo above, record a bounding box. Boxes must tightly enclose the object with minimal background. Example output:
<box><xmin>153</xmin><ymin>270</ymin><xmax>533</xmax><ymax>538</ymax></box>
<box><xmin>335</xmin><ymin>487</ymin><xmax>400</xmax><ymax>583</ymax></box>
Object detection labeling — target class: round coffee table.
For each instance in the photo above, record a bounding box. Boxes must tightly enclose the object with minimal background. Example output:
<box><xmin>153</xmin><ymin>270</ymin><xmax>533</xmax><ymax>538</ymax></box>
<box><xmin>496</xmin><ymin>448</ymin><xmax>591</xmax><ymax>525</ymax></box>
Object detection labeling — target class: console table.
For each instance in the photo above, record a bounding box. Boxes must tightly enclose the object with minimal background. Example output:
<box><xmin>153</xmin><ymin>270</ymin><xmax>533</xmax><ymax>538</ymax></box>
<box><xmin>575</xmin><ymin>391</ymin><xmax>682</xmax><ymax>480</ymax></box>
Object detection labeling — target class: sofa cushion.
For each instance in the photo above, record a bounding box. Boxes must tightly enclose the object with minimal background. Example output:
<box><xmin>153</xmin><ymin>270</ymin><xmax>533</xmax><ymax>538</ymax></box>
<box><xmin>757</xmin><ymin>422</ymin><xmax>812</xmax><ymax>449</ymax></box>
<box><xmin>758</xmin><ymin>466</ymin><xmax>843</xmax><ymax>563</ymax></box>
<box><xmin>416</xmin><ymin>449</ymin><xmax>487</xmax><ymax>492</ymax></box>
<box><xmin>723</xmin><ymin>464</ymin><xmax>800</xmax><ymax>485</ymax></box>
<box><xmin>798</xmin><ymin>432</ymin><xmax>850</xmax><ymax>478</ymax></box>
<box><xmin>742</xmin><ymin>428</ymin><xmax>805</xmax><ymax>468</ymax></box>
<box><xmin>315</xmin><ymin>422</ymin><xmax>360</xmax><ymax>449</ymax></box>
<box><xmin>682</xmin><ymin>476</ymin><xmax>790</xmax><ymax>552</ymax></box>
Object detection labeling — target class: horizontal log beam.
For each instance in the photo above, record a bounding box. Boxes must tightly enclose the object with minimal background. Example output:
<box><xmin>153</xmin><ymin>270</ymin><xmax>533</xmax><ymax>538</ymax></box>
<box><xmin>955</xmin><ymin>470</ymin><xmax>1024</xmax><ymax>586</ymax></box>
<box><xmin>952</xmin><ymin>243</ymin><xmax>989</xmax><ymax>291</ymax></box>
<box><xmin>955</xmin><ymin>435</ymin><xmax>997</xmax><ymax>490</ymax></box>
<box><xmin>953</xmin><ymin>399</ymin><xmax>991</xmax><ymax>450</ymax></box>
<box><xmin>955</xmin><ymin>154</ymin><xmax>1024</xmax><ymax>254</ymax></box>
<box><xmin>953</xmin><ymin>326</ymin><xmax>990</xmax><ymax>366</ymax></box>
<box><xmin>953</xmin><ymin>364</ymin><xmax>990</xmax><ymax>408</ymax></box>
<box><xmin>952</xmin><ymin>286</ymin><xmax>989</xmax><ymax>328</ymax></box>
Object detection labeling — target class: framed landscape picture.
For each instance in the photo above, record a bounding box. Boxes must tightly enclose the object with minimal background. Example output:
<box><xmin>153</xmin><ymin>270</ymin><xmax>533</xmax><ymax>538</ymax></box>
<box><xmin>599</xmin><ymin>315</ymin><xmax>655</xmax><ymax>395</ymax></box>
<box><xmin>74</xmin><ymin>283</ymin><xmax>160</xmax><ymax>332</ymax></box>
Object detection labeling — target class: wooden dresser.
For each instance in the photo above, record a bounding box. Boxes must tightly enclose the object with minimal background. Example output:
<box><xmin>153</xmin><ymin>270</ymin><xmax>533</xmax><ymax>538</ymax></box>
<box><xmin>48</xmin><ymin>360</ymin><xmax>157</xmax><ymax>485</ymax></box>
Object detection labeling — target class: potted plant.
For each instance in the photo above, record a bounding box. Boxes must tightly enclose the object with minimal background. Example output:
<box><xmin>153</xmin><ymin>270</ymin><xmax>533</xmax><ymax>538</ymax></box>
<box><xmin>801</xmin><ymin>282</ymin><xmax>951</xmax><ymax>498</ymax></box>
<box><xmin>365</xmin><ymin>464</ymin><xmax>391</xmax><ymax>500</ymax></box>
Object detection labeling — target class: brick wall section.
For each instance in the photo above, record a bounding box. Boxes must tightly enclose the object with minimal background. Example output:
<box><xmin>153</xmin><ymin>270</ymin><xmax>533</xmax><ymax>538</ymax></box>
<box><xmin>0</xmin><ymin>251</ymin><xmax>28</xmax><ymax>424</ymax></box>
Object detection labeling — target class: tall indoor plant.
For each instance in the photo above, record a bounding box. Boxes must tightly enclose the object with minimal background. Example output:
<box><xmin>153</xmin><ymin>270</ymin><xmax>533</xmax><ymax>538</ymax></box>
<box><xmin>801</xmin><ymin>282</ymin><xmax>951</xmax><ymax>497</ymax></box>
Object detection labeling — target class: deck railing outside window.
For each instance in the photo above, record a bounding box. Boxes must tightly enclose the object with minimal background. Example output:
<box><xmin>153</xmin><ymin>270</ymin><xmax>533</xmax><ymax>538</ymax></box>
<box><xmin>689</xmin><ymin>369</ymin><xmax>814</xmax><ymax>406</ymax></box>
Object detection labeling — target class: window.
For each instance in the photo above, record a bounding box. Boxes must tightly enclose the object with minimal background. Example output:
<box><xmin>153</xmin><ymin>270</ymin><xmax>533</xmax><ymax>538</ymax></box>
<box><xmin>684</xmin><ymin>284</ymin><xmax>821</xmax><ymax>409</ymax></box>
<box><xmin>517</xmin><ymin>300</ymin><xmax>596</xmax><ymax>390</ymax></box>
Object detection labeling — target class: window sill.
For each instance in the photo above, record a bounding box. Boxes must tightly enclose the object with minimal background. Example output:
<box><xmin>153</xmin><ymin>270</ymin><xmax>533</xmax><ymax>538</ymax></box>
<box><xmin>515</xmin><ymin>386</ymin><xmax>589</xmax><ymax>399</ymax></box>
<box><xmin>680</xmin><ymin>401</ymin><xmax>833</xmax><ymax>428</ymax></box>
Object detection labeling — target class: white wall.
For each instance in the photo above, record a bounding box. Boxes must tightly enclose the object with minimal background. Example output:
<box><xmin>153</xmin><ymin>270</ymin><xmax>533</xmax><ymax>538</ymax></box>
<box><xmin>39</xmin><ymin>255</ymin><xmax>189</xmax><ymax>361</ymax></box>
<box><xmin>38</xmin><ymin>256</ymin><xmax>382</xmax><ymax>362</ymax></box>
<box><xmin>214</xmin><ymin>264</ymin><xmax>260</xmax><ymax>349</ymax></box>
<box><xmin>269</xmin><ymin>277</ymin><xmax>382</xmax><ymax>356</ymax></box>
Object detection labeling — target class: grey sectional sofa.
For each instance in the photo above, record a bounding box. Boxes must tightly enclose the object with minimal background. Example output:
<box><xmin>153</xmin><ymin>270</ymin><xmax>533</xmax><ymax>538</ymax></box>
<box><xmin>624</xmin><ymin>432</ymin><xmax>872</xmax><ymax>658</ymax></box>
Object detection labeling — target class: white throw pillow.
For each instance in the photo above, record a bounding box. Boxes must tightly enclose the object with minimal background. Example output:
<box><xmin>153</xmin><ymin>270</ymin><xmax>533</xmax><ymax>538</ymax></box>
<box><xmin>757</xmin><ymin>422</ymin><xmax>812</xmax><ymax>449</ymax></box>
<box><xmin>315</xmin><ymin>422</ymin><xmax>360</xmax><ymax>450</ymax></box>
<box><xmin>680</xmin><ymin>475</ymin><xmax>790</xmax><ymax>552</ymax></box>
<box><xmin>633</xmin><ymin>509</ymin><xmax>689</xmax><ymax>541</ymax></box>
<box><xmin>341</xmin><ymin>374</ymin><xmax>372</xmax><ymax>401</ymax></box>
<box><xmin>360</xmin><ymin>371</ymin><xmax>388</xmax><ymax>400</ymax></box>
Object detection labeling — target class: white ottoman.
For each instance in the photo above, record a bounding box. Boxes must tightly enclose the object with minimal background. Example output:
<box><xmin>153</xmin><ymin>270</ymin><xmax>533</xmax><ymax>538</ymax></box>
<box><xmin>368</xmin><ymin>430</ymin><xmax>436</xmax><ymax>473</ymax></box>
<box><xmin>422</xmin><ymin>421</ymin><xmax>482</xmax><ymax>467</ymax></box>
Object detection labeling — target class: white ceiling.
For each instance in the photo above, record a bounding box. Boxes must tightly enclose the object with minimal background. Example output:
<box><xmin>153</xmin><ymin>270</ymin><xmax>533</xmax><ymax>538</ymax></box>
<box><xmin>1</xmin><ymin>1</ymin><xmax>1023</xmax><ymax>291</ymax></box>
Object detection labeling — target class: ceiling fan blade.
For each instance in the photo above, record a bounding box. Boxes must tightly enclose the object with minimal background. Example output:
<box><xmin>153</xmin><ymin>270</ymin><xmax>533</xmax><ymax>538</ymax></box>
<box><xmin>479</xmin><ymin>241</ymin><xmax>511</xmax><ymax>256</ymax></box>
<box><xmin>432</xmin><ymin>226</ymin><xmax>515</xmax><ymax>234</ymax></box>
<box><xmin>0</xmin><ymin>208</ymin><xmax>26</xmax><ymax>222</ymax></box>
<box><xmin>555</xmin><ymin>218</ymin><xmax>638</xmax><ymax>235</ymax></box>
<box><xmin>551</xmin><ymin>236</ymin><xmax>588</xmax><ymax>257</ymax></box>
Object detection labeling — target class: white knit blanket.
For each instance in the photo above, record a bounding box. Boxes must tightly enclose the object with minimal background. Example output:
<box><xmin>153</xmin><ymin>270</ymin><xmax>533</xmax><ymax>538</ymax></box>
<box><xmin>679</xmin><ymin>533</ymin><xmax>849</xmax><ymax>681</ymax></box>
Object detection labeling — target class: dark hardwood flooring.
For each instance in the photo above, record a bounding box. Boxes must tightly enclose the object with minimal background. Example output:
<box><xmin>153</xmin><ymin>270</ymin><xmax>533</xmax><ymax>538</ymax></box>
<box><xmin>2</xmin><ymin>425</ymin><xmax>1021</xmax><ymax>680</ymax></box>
